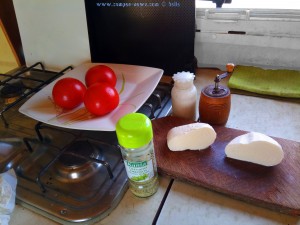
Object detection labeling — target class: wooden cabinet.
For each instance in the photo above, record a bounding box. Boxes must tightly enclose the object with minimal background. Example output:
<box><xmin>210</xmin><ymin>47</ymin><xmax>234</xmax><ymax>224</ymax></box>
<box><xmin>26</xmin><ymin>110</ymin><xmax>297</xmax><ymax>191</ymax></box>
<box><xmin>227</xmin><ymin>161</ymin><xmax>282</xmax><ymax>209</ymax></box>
<box><xmin>0</xmin><ymin>0</ymin><xmax>24</xmax><ymax>73</ymax></box>
<box><xmin>0</xmin><ymin>19</ymin><xmax>20</xmax><ymax>73</ymax></box>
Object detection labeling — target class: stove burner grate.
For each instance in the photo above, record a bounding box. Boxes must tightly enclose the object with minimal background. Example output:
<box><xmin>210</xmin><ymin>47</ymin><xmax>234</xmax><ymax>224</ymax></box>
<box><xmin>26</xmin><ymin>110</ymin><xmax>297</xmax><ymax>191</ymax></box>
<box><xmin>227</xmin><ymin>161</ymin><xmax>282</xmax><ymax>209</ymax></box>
<box><xmin>16</xmin><ymin>124</ymin><xmax>128</xmax><ymax>223</ymax></box>
<box><xmin>54</xmin><ymin>139</ymin><xmax>114</xmax><ymax>183</ymax></box>
<box><xmin>0</xmin><ymin>62</ymin><xmax>72</xmax><ymax>127</ymax></box>
<box><xmin>58</xmin><ymin>139</ymin><xmax>102</xmax><ymax>167</ymax></box>
<box><xmin>0</xmin><ymin>79</ymin><xmax>25</xmax><ymax>104</ymax></box>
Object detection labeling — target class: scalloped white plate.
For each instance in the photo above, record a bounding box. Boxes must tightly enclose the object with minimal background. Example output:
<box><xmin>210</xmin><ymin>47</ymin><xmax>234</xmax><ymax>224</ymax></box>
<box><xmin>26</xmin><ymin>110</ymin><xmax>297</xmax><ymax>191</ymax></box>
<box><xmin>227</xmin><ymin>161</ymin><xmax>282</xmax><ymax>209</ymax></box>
<box><xmin>19</xmin><ymin>63</ymin><xmax>163</xmax><ymax>131</ymax></box>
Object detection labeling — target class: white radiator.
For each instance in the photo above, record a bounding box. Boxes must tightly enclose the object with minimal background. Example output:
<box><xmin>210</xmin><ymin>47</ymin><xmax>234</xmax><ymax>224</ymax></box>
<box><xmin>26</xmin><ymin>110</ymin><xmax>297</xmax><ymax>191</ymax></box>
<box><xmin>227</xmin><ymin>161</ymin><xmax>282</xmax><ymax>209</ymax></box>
<box><xmin>195</xmin><ymin>8</ymin><xmax>300</xmax><ymax>70</ymax></box>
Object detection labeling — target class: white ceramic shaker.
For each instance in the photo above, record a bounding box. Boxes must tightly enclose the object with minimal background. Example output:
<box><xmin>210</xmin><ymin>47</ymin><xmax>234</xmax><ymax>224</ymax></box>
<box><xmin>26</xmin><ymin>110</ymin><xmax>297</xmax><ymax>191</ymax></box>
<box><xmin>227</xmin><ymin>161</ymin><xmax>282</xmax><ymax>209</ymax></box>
<box><xmin>171</xmin><ymin>71</ymin><xmax>197</xmax><ymax>121</ymax></box>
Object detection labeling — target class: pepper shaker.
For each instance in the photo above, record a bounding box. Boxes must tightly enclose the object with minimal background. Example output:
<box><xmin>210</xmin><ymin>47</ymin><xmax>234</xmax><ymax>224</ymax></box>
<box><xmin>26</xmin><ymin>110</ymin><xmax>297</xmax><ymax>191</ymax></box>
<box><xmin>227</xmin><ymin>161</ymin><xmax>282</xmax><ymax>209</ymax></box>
<box><xmin>199</xmin><ymin>63</ymin><xmax>234</xmax><ymax>125</ymax></box>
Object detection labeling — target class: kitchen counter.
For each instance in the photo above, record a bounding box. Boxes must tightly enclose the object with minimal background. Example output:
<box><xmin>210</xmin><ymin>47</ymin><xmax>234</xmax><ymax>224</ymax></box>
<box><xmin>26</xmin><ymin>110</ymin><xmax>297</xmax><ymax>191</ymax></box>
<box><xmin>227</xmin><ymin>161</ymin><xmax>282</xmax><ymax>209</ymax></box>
<box><xmin>9</xmin><ymin>68</ymin><xmax>300</xmax><ymax>225</ymax></box>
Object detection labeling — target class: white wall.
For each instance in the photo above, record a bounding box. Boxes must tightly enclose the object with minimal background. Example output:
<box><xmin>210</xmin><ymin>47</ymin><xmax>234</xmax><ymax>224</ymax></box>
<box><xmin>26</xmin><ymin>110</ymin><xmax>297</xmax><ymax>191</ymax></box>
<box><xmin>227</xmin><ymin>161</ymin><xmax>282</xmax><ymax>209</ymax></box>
<box><xmin>13</xmin><ymin>0</ymin><xmax>90</xmax><ymax>71</ymax></box>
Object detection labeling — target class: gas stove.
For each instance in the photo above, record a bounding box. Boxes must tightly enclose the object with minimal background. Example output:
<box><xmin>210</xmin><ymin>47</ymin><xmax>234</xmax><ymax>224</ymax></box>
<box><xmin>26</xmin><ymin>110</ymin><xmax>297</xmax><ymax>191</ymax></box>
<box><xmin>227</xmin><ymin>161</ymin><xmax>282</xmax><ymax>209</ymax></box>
<box><xmin>0</xmin><ymin>62</ymin><xmax>172</xmax><ymax>224</ymax></box>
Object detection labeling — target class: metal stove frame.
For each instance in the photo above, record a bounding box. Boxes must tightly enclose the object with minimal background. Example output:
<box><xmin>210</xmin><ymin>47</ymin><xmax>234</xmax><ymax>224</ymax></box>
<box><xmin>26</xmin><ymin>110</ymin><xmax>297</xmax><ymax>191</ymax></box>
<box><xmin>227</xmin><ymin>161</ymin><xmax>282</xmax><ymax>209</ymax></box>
<box><xmin>0</xmin><ymin>62</ymin><xmax>172</xmax><ymax>224</ymax></box>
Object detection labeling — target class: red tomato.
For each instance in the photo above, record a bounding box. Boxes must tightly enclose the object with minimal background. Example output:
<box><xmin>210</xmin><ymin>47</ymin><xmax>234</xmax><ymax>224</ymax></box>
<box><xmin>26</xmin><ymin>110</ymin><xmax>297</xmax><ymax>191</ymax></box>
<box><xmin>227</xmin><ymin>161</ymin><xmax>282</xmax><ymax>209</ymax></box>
<box><xmin>85</xmin><ymin>65</ymin><xmax>117</xmax><ymax>87</ymax></box>
<box><xmin>52</xmin><ymin>77</ymin><xmax>86</xmax><ymax>110</ymax></box>
<box><xmin>84</xmin><ymin>83</ymin><xmax>119</xmax><ymax>116</ymax></box>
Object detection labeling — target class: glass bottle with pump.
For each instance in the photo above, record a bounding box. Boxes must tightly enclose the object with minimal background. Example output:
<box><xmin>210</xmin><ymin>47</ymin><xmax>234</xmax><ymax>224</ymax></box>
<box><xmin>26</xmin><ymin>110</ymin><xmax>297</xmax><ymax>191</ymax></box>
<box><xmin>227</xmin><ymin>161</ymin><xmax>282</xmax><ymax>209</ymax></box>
<box><xmin>116</xmin><ymin>113</ymin><xmax>159</xmax><ymax>197</ymax></box>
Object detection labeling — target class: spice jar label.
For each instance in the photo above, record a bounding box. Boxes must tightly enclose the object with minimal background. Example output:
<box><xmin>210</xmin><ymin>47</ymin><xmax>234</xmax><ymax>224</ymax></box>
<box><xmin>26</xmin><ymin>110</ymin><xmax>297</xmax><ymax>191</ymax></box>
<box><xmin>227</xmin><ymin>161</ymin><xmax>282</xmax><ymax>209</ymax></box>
<box><xmin>124</xmin><ymin>159</ymin><xmax>155</xmax><ymax>182</ymax></box>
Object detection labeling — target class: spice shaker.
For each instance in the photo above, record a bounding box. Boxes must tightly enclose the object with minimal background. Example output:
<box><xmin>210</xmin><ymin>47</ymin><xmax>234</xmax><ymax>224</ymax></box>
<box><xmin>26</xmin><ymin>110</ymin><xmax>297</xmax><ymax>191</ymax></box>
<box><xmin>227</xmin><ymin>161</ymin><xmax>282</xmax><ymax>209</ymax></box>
<box><xmin>199</xmin><ymin>63</ymin><xmax>234</xmax><ymax>125</ymax></box>
<box><xmin>116</xmin><ymin>113</ymin><xmax>159</xmax><ymax>197</ymax></box>
<box><xmin>171</xmin><ymin>71</ymin><xmax>197</xmax><ymax>121</ymax></box>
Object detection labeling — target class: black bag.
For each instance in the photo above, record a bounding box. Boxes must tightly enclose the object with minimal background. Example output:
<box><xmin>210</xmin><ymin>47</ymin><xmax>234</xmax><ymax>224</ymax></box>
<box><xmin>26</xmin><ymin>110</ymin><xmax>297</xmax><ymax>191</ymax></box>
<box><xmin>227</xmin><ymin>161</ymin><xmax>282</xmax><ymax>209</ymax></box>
<box><xmin>85</xmin><ymin>0</ymin><xmax>196</xmax><ymax>75</ymax></box>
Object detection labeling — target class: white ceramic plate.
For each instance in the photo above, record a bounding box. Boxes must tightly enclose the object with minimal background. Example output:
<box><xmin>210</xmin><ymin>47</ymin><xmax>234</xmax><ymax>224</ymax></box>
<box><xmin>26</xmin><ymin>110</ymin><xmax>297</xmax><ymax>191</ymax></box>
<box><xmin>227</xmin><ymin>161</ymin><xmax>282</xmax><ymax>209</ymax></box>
<box><xmin>19</xmin><ymin>63</ymin><xmax>163</xmax><ymax>131</ymax></box>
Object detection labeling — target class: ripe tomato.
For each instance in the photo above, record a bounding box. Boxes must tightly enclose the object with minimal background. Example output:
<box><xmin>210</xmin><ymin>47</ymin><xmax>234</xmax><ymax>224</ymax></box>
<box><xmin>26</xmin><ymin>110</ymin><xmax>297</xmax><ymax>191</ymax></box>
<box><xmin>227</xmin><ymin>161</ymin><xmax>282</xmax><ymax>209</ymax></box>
<box><xmin>84</xmin><ymin>83</ymin><xmax>119</xmax><ymax>116</ymax></box>
<box><xmin>52</xmin><ymin>77</ymin><xmax>86</xmax><ymax>110</ymax></box>
<box><xmin>85</xmin><ymin>65</ymin><xmax>117</xmax><ymax>87</ymax></box>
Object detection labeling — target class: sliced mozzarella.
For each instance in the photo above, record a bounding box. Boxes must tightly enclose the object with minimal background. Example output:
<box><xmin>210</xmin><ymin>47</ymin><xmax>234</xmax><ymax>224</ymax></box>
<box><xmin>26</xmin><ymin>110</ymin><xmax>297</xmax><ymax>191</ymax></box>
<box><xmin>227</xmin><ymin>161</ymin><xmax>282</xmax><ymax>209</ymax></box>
<box><xmin>167</xmin><ymin>123</ymin><xmax>216</xmax><ymax>151</ymax></box>
<box><xmin>225</xmin><ymin>132</ymin><xmax>284</xmax><ymax>166</ymax></box>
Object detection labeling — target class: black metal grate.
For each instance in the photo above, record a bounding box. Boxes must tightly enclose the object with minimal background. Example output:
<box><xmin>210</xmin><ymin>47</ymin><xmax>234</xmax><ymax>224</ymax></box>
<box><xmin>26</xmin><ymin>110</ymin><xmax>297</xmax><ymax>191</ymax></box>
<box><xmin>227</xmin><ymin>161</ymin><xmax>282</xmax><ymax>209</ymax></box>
<box><xmin>137</xmin><ymin>82</ymin><xmax>172</xmax><ymax>119</ymax></box>
<box><xmin>0</xmin><ymin>62</ymin><xmax>73</xmax><ymax>127</ymax></box>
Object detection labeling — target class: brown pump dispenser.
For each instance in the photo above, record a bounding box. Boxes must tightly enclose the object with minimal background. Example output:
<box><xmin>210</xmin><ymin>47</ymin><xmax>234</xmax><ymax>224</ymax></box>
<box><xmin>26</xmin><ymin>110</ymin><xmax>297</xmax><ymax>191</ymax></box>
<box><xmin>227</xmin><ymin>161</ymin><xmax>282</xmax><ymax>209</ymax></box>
<box><xmin>199</xmin><ymin>63</ymin><xmax>234</xmax><ymax>125</ymax></box>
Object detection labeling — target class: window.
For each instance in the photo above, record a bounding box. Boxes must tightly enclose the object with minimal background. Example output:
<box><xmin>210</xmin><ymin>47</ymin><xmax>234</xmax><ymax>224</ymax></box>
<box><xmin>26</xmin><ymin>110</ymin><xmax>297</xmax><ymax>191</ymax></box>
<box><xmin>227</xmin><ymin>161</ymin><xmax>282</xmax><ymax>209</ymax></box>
<box><xmin>194</xmin><ymin>0</ymin><xmax>300</xmax><ymax>70</ymax></box>
<box><xmin>196</xmin><ymin>0</ymin><xmax>300</xmax><ymax>9</ymax></box>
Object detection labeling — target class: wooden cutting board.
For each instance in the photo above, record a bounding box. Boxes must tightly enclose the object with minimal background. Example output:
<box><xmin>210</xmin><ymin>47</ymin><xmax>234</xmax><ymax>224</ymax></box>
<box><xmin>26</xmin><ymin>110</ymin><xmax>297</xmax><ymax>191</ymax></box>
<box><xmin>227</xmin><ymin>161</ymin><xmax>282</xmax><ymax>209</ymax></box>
<box><xmin>152</xmin><ymin>116</ymin><xmax>300</xmax><ymax>216</ymax></box>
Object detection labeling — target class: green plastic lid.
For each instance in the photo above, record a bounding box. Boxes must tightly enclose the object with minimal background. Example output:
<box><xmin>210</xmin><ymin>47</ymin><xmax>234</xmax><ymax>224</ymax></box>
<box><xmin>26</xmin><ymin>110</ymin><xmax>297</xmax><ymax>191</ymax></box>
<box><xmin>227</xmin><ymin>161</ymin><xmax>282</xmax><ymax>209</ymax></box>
<box><xmin>116</xmin><ymin>113</ymin><xmax>153</xmax><ymax>149</ymax></box>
